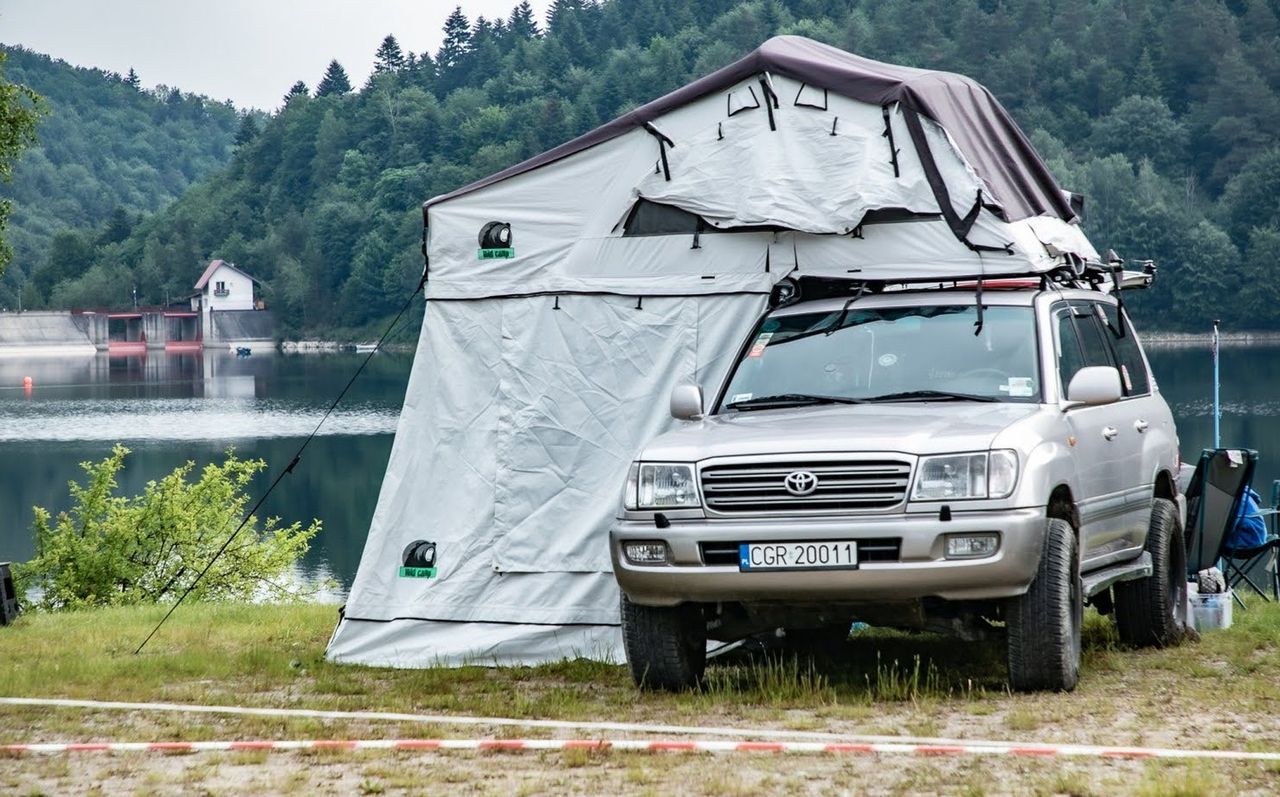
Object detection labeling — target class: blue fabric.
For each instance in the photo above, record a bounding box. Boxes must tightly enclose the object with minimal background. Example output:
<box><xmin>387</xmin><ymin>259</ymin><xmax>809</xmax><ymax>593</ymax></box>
<box><xmin>1226</xmin><ymin>487</ymin><xmax>1268</xmax><ymax>552</ymax></box>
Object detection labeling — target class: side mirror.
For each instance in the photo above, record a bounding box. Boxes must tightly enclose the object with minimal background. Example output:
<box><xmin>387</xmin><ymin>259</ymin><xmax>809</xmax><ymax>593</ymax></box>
<box><xmin>1066</xmin><ymin>366</ymin><xmax>1123</xmax><ymax>406</ymax></box>
<box><xmin>670</xmin><ymin>384</ymin><xmax>704</xmax><ymax>421</ymax></box>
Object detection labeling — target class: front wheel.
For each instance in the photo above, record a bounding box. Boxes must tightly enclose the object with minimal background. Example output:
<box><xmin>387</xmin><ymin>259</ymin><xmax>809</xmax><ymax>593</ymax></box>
<box><xmin>1115</xmin><ymin>498</ymin><xmax>1188</xmax><ymax>647</ymax></box>
<box><xmin>1006</xmin><ymin>518</ymin><xmax>1082</xmax><ymax>692</ymax></box>
<box><xmin>621</xmin><ymin>594</ymin><xmax>706</xmax><ymax>691</ymax></box>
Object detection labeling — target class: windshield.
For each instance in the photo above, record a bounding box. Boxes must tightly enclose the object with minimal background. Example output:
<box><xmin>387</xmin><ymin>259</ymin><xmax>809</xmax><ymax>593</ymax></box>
<box><xmin>719</xmin><ymin>303</ymin><xmax>1040</xmax><ymax>410</ymax></box>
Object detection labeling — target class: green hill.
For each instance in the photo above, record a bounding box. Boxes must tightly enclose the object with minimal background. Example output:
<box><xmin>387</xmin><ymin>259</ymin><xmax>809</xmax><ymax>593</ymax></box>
<box><xmin>0</xmin><ymin>46</ymin><xmax>240</xmax><ymax>310</ymax></box>
<box><xmin>16</xmin><ymin>0</ymin><xmax>1280</xmax><ymax>331</ymax></box>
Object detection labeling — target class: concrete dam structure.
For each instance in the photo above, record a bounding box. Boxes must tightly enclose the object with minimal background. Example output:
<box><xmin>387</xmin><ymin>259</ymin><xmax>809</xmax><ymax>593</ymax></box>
<box><xmin>0</xmin><ymin>312</ymin><xmax>95</xmax><ymax>355</ymax></box>
<box><xmin>0</xmin><ymin>309</ymin><xmax>275</xmax><ymax>354</ymax></box>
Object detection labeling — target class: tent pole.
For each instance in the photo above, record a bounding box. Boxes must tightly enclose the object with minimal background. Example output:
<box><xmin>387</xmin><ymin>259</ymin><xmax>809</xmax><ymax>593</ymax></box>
<box><xmin>1213</xmin><ymin>319</ymin><xmax>1220</xmax><ymax>449</ymax></box>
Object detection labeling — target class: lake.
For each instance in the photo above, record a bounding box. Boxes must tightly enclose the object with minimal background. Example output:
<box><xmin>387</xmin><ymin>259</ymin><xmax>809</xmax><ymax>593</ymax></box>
<box><xmin>0</xmin><ymin>349</ymin><xmax>412</xmax><ymax>598</ymax></box>
<box><xmin>0</xmin><ymin>343</ymin><xmax>1274</xmax><ymax>596</ymax></box>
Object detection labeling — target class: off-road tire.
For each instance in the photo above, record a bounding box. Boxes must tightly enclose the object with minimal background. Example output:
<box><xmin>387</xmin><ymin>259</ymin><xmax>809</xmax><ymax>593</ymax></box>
<box><xmin>1115</xmin><ymin>498</ymin><xmax>1188</xmax><ymax>647</ymax></box>
<box><xmin>1007</xmin><ymin>517</ymin><xmax>1082</xmax><ymax>692</ymax></box>
<box><xmin>621</xmin><ymin>594</ymin><xmax>706</xmax><ymax>691</ymax></box>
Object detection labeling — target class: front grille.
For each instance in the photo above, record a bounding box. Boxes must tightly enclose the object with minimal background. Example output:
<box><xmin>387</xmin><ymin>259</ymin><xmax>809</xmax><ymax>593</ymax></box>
<box><xmin>700</xmin><ymin>459</ymin><xmax>911</xmax><ymax>515</ymax></box>
<box><xmin>699</xmin><ymin>538</ymin><xmax>902</xmax><ymax>566</ymax></box>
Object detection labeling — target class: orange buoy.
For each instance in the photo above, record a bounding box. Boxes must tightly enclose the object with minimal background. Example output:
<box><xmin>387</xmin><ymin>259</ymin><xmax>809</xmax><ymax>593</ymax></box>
<box><xmin>22</xmin><ymin>376</ymin><xmax>32</xmax><ymax>388</ymax></box>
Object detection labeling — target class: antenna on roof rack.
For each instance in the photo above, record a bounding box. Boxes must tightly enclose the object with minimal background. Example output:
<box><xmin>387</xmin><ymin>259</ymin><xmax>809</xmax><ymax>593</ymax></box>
<box><xmin>1106</xmin><ymin>249</ymin><xmax>1126</xmax><ymax>337</ymax></box>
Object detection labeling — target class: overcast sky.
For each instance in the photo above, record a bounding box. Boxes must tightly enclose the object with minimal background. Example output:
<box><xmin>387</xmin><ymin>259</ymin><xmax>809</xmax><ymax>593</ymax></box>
<box><xmin>1</xmin><ymin>0</ymin><xmax>553</xmax><ymax>110</ymax></box>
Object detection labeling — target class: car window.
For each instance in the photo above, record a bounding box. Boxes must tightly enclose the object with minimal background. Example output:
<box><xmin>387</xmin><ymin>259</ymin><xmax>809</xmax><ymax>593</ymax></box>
<box><xmin>1098</xmin><ymin>304</ymin><xmax>1152</xmax><ymax>396</ymax></box>
<box><xmin>1074</xmin><ymin>304</ymin><xmax>1115</xmax><ymax>368</ymax></box>
<box><xmin>1055</xmin><ymin>304</ymin><xmax>1113</xmax><ymax>394</ymax></box>
<box><xmin>719</xmin><ymin>304</ymin><xmax>1041</xmax><ymax>406</ymax></box>
<box><xmin>1054</xmin><ymin>307</ymin><xmax>1085</xmax><ymax>392</ymax></box>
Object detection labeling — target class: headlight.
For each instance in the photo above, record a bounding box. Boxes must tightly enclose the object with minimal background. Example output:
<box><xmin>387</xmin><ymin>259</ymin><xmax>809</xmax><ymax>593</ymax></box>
<box><xmin>625</xmin><ymin>463</ymin><xmax>699</xmax><ymax>509</ymax></box>
<box><xmin>987</xmin><ymin>450</ymin><xmax>1018</xmax><ymax>498</ymax></box>
<box><xmin>912</xmin><ymin>450</ymin><xmax>1018</xmax><ymax>501</ymax></box>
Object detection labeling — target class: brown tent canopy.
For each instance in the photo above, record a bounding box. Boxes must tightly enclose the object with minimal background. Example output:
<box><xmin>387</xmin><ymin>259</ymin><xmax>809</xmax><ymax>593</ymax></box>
<box><xmin>428</xmin><ymin>36</ymin><xmax>1074</xmax><ymax>226</ymax></box>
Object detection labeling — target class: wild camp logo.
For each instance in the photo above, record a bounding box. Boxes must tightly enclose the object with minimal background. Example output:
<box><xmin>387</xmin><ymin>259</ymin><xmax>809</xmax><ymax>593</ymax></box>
<box><xmin>477</xmin><ymin>221</ymin><xmax>514</xmax><ymax>259</ymax></box>
<box><xmin>399</xmin><ymin>540</ymin><xmax>438</xmax><ymax>579</ymax></box>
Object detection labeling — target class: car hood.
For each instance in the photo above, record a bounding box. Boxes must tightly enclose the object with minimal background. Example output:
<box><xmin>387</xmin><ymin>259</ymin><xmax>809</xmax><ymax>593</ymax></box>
<box><xmin>641</xmin><ymin>402</ymin><xmax>1041</xmax><ymax>462</ymax></box>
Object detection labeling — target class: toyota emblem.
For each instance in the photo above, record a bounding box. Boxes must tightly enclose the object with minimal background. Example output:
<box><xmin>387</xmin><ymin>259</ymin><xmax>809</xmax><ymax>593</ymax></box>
<box><xmin>783</xmin><ymin>470</ymin><xmax>819</xmax><ymax>496</ymax></box>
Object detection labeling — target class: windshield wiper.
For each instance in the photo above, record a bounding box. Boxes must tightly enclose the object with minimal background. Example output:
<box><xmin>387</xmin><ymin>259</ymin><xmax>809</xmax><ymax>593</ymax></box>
<box><xmin>725</xmin><ymin>393</ymin><xmax>867</xmax><ymax>411</ymax></box>
<box><xmin>862</xmin><ymin>390</ymin><xmax>1000</xmax><ymax>403</ymax></box>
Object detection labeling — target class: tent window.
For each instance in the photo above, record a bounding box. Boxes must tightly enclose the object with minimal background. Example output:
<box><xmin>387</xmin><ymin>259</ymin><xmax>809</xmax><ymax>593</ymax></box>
<box><xmin>623</xmin><ymin>200</ymin><xmax>705</xmax><ymax>236</ymax></box>
<box><xmin>859</xmin><ymin>208</ymin><xmax>943</xmax><ymax>225</ymax></box>
<box><xmin>621</xmin><ymin>200</ymin><xmax>789</xmax><ymax>237</ymax></box>
<box><xmin>793</xmin><ymin>83</ymin><xmax>828</xmax><ymax>110</ymax></box>
<box><xmin>727</xmin><ymin>85</ymin><xmax>760</xmax><ymax>117</ymax></box>
<box><xmin>620</xmin><ymin>202</ymin><xmax>945</xmax><ymax>238</ymax></box>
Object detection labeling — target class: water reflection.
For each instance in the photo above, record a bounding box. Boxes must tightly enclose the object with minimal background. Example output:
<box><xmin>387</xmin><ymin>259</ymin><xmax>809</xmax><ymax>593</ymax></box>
<box><xmin>0</xmin><ymin>350</ymin><xmax>412</xmax><ymax>594</ymax></box>
<box><xmin>0</xmin><ymin>350</ymin><xmax>400</xmax><ymax>441</ymax></box>
<box><xmin>1148</xmin><ymin>343</ymin><xmax>1280</xmax><ymax>492</ymax></box>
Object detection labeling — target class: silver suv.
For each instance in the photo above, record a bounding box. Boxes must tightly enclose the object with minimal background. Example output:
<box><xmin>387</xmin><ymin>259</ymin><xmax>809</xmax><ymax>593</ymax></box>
<box><xmin>611</xmin><ymin>281</ymin><xmax>1186</xmax><ymax>692</ymax></box>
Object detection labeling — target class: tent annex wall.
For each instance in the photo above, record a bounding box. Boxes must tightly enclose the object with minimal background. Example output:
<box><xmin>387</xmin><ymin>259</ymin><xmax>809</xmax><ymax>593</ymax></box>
<box><xmin>326</xmin><ymin>36</ymin><xmax>1099</xmax><ymax>668</ymax></box>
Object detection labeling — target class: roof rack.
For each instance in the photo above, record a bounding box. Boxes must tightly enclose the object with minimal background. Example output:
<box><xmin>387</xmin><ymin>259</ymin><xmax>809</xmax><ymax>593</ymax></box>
<box><xmin>771</xmin><ymin>257</ymin><xmax>1156</xmax><ymax>308</ymax></box>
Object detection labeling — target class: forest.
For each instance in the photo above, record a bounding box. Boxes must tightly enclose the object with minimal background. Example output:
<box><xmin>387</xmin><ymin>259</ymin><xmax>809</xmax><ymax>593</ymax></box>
<box><xmin>0</xmin><ymin>47</ymin><xmax>240</xmax><ymax>310</ymax></box>
<box><xmin>5</xmin><ymin>0</ymin><xmax>1280</xmax><ymax>333</ymax></box>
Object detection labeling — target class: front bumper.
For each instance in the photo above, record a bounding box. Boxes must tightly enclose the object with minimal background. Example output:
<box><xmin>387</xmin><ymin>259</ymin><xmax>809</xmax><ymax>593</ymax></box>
<box><xmin>611</xmin><ymin>508</ymin><xmax>1047</xmax><ymax>606</ymax></box>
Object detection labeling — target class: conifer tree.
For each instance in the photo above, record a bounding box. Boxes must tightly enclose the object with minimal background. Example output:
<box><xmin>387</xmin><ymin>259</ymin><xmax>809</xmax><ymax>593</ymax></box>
<box><xmin>373</xmin><ymin>35</ymin><xmax>407</xmax><ymax>73</ymax></box>
<box><xmin>234</xmin><ymin>114</ymin><xmax>259</xmax><ymax>146</ymax></box>
<box><xmin>546</xmin><ymin>0</ymin><xmax>583</xmax><ymax>34</ymax></box>
<box><xmin>283</xmin><ymin>80</ymin><xmax>309</xmax><ymax>103</ymax></box>
<box><xmin>467</xmin><ymin>18</ymin><xmax>503</xmax><ymax>85</ymax></box>
<box><xmin>124</xmin><ymin>68</ymin><xmax>141</xmax><ymax>89</ymax></box>
<box><xmin>98</xmin><ymin>207</ymin><xmax>134</xmax><ymax>245</ymax></box>
<box><xmin>407</xmin><ymin>51</ymin><xmax>436</xmax><ymax>93</ymax></box>
<box><xmin>315</xmin><ymin>60</ymin><xmax>352</xmax><ymax>97</ymax></box>
<box><xmin>1130</xmin><ymin>49</ymin><xmax>1162</xmax><ymax>97</ymax></box>
<box><xmin>437</xmin><ymin>6</ymin><xmax>472</xmax><ymax>71</ymax></box>
<box><xmin>508</xmin><ymin>1</ymin><xmax>540</xmax><ymax>38</ymax></box>
<box><xmin>547</xmin><ymin>0</ymin><xmax>590</xmax><ymax>66</ymax></box>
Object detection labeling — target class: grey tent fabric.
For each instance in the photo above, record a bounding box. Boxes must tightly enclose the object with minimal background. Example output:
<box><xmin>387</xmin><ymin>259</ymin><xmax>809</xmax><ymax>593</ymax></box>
<box><xmin>427</xmin><ymin>36</ymin><xmax>1073</xmax><ymax>224</ymax></box>
<box><xmin>327</xmin><ymin>36</ymin><xmax>1100</xmax><ymax>669</ymax></box>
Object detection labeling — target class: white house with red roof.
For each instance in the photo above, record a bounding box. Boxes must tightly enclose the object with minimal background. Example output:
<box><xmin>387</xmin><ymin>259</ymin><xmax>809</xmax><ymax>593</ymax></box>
<box><xmin>194</xmin><ymin>259</ymin><xmax>257</xmax><ymax>311</ymax></box>
<box><xmin>192</xmin><ymin>260</ymin><xmax>264</xmax><ymax>343</ymax></box>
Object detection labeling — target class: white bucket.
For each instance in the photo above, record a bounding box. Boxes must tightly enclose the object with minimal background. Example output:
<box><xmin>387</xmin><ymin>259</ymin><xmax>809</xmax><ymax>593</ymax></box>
<box><xmin>1188</xmin><ymin>586</ymin><xmax>1233</xmax><ymax>631</ymax></box>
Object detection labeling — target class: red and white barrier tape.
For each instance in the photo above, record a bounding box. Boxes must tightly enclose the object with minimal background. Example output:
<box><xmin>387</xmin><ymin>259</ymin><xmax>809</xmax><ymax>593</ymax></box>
<box><xmin>2</xmin><ymin>698</ymin><xmax>1277</xmax><ymax>762</ymax></box>
<box><xmin>0</xmin><ymin>696</ymin><xmax>954</xmax><ymax>745</ymax></box>
<box><xmin>3</xmin><ymin>738</ymin><xmax>1279</xmax><ymax>761</ymax></box>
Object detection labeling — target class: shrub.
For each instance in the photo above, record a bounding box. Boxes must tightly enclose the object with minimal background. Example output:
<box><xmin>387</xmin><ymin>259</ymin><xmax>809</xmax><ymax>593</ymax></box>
<box><xmin>14</xmin><ymin>444</ymin><xmax>322</xmax><ymax>611</ymax></box>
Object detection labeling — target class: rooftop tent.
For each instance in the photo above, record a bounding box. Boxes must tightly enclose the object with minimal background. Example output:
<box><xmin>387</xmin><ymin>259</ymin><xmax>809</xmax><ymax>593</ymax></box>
<box><xmin>326</xmin><ymin>36</ymin><xmax>1099</xmax><ymax>668</ymax></box>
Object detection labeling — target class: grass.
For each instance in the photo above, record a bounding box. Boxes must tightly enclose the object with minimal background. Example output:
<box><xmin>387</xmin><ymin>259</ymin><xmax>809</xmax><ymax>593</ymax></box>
<box><xmin>0</xmin><ymin>603</ymin><xmax>993</xmax><ymax>731</ymax></box>
<box><xmin>2</xmin><ymin>601</ymin><xmax>1280</xmax><ymax>794</ymax></box>
<box><xmin>2</xmin><ymin>601</ymin><xmax>1279</xmax><ymax>725</ymax></box>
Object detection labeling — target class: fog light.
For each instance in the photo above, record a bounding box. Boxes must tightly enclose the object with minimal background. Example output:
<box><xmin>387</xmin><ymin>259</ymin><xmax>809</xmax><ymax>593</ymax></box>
<box><xmin>945</xmin><ymin>533</ymin><xmax>999</xmax><ymax>559</ymax></box>
<box><xmin>624</xmin><ymin>541</ymin><xmax>670</xmax><ymax>565</ymax></box>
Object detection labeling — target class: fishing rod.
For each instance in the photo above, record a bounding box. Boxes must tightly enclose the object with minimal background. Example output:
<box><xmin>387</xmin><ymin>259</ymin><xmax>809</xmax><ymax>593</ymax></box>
<box><xmin>135</xmin><ymin>272</ymin><xmax>427</xmax><ymax>654</ymax></box>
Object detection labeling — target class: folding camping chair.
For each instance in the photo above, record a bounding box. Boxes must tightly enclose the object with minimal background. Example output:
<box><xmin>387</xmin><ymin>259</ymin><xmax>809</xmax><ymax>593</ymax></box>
<box><xmin>1183</xmin><ymin>449</ymin><xmax>1259</xmax><ymax>609</ymax></box>
<box><xmin>1221</xmin><ymin>479</ymin><xmax>1280</xmax><ymax>602</ymax></box>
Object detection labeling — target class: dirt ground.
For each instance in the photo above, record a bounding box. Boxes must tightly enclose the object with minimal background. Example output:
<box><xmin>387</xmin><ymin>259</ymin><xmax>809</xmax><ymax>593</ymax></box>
<box><xmin>3</xmin><ymin>682</ymin><xmax>1278</xmax><ymax>797</ymax></box>
<box><xmin>4</xmin><ymin>737</ymin><xmax>1278</xmax><ymax>797</ymax></box>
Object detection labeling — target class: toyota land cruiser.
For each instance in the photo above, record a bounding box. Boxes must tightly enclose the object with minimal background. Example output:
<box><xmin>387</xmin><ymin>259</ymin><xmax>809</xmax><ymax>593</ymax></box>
<box><xmin>611</xmin><ymin>277</ymin><xmax>1186</xmax><ymax>692</ymax></box>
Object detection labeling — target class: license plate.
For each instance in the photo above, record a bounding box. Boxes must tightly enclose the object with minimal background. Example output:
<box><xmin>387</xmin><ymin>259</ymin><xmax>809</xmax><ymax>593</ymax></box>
<box><xmin>738</xmin><ymin>541</ymin><xmax>859</xmax><ymax>571</ymax></box>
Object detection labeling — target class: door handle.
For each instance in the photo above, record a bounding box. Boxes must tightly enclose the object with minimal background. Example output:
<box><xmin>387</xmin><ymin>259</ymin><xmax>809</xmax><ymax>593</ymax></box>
<box><xmin>1134</xmin><ymin>419</ymin><xmax>1149</xmax><ymax>434</ymax></box>
<box><xmin>1102</xmin><ymin>426</ymin><xmax>1119</xmax><ymax>441</ymax></box>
